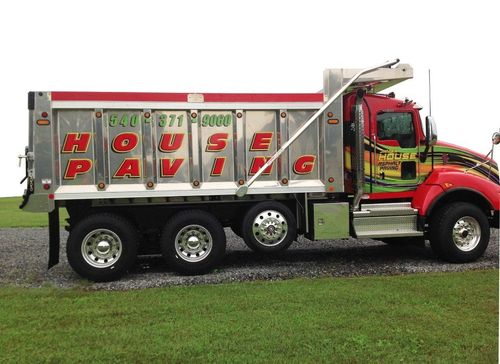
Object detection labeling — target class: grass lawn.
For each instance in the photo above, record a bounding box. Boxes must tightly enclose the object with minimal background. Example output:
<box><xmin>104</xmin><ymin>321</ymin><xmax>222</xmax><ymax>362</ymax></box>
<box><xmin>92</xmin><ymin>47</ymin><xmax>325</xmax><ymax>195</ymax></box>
<box><xmin>0</xmin><ymin>196</ymin><xmax>68</xmax><ymax>228</ymax></box>
<box><xmin>0</xmin><ymin>269</ymin><xmax>498</xmax><ymax>363</ymax></box>
<box><xmin>0</xmin><ymin>196</ymin><xmax>498</xmax><ymax>362</ymax></box>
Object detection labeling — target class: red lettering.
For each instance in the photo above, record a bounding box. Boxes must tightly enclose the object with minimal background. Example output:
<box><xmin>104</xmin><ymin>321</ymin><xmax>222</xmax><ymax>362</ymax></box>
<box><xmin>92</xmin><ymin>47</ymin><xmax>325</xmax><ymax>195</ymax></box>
<box><xmin>210</xmin><ymin>157</ymin><xmax>226</xmax><ymax>176</ymax></box>
<box><xmin>114</xmin><ymin>158</ymin><xmax>141</xmax><ymax>178</ymax></box>
<box><xmin>206</xmin><ymin>133</ymin><xmax>229</xmax><ymax>152</ymax></box>
<box><xmin>112</xmin><ymin>132</ymin><xmax>139</xmax><ymax>153</ymax></box>
<box><xmin>249</xmin><ymin>156</ymin><xmax>273</xmax><ymax>175</ymax></box>
<box><xmin>64</xmin><ymin>159</ymin><xmax>92</xmax><ymax>179</ymax></box>
<box><xmin>62</xmin><ymin>133</ymin><xmax>91</xmax><ymax>153</ymax></box>
<box><xmin>160</xmin><ymin>158</ymin><xmax>184</xmax><ymax>177</ymax></box>
<box><xmin>159</xmin><ymin>133</ymin><xmax>184</xmax><ymax>153</ymax></box>
<box><xmin>250</xmin><ymin>132</ymin><xmax>273</xmax><ymax>151</ymax></box>
<box><xmin>293</xmin><ymin>155</ymin><xmax>316</xmax><ymax>175</ymax></box>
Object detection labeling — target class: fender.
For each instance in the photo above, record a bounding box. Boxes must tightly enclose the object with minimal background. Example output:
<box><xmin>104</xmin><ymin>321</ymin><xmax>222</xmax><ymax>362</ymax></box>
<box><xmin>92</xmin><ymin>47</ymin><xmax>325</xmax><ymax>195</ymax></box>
<box><xmin>412</xmin><ymin>169</ymin><xmax>500</xmax><ymax>216</ymax></box>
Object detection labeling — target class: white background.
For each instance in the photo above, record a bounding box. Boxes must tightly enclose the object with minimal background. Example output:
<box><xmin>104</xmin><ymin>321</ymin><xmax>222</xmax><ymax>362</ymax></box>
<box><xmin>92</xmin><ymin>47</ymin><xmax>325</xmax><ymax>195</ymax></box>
<box><xmin>1</xmin><ymin>0</ymin><xmax>498</xmax><ymax>197</ymax></box>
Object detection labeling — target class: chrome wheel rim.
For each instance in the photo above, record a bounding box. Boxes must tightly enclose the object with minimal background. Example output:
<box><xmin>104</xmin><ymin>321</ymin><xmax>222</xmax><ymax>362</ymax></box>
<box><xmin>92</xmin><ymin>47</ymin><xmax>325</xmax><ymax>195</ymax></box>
<box><xmin>81</xmin><ymin>228</ymin><xmax>122</xmax><ymax>268</ymax></box>
<box><xmin>175</xmin><ymin>224</ymin><xmax>213</xmax><ymax>262</ymax></box>
<box><xmin>252</xmin><ymin>210</ymin><xmax>288</xmax><ymax>246</ymax></box>
<box><xmin>452</xmin><ymin>216</ymin><xmax>481</xmax><ymax>252</ymax></box>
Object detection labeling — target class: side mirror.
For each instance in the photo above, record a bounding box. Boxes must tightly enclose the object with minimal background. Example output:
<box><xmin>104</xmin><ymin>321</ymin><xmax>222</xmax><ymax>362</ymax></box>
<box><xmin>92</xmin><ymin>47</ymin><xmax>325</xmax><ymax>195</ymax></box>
<box><xmin>425</xmin><ymin>116</ymin><xmax>438</xmax><ymax>146</ymax></box>
<box><xmin>492</xmin><ymin>131</ymin><xmax>500</xmax><ymax>145</ymax></box>
<box><xmin>420</xmin><ymin>116</ymin><xmax>438</xmax><ymax>162</ymax></box>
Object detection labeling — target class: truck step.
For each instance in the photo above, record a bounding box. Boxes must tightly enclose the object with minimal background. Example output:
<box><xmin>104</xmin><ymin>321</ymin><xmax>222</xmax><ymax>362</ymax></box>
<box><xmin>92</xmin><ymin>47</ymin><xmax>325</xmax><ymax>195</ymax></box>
<box><xmin>352</xmin><ymin>203</ymin><xmax>423</xmax><ymax>239</ymax></box>
<box><xmin>353</xmin><ymin>202</ymin><xmax>417</xmax><ymax>217</ymax></box>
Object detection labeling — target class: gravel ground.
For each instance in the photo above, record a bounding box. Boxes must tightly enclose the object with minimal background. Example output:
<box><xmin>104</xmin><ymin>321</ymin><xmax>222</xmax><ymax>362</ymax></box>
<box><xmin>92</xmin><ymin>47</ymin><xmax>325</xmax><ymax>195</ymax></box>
<box><xmin>0</xmin><ymin>228</ymin><xmax>498</xmax><ymax>290</ymax></box>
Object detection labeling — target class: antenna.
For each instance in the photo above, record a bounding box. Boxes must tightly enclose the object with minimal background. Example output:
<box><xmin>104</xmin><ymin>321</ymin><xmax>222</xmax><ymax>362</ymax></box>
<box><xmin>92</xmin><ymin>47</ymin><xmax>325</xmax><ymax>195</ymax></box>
<box><xmin>428</xmin><ymin>69</ymin><xmax>432</xmax><ymax>116</ymax></box>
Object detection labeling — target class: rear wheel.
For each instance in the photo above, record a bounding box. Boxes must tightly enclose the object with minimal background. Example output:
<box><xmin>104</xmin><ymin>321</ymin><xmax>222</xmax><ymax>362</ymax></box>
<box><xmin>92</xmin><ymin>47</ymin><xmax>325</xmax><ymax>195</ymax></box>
<box><xmin>66</xmin><ymin>213</ymin><xmax>138</xmax><ymax>282</ymax></box>
<box><xmin>242</xmin><ymin>201</ymin><xmax>296</xmax><ymax>253</ymax></box>
<box><xmin>160</xmin><ymin>210</ymin><xmax>226</xmax><ymax>274</ymax></box>
<box><xmin>430</xmin><ymin>202</ymin><xmax>490</xmax><ymax>263</ymax></box>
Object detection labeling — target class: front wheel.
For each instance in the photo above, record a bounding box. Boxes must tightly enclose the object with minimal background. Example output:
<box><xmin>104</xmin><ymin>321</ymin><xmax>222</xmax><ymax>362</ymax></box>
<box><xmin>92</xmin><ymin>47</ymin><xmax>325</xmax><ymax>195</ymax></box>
<box><xmin>429</xmin><ymin>202</ymin><xmax>490</xmax><ymax>263</ymax></box>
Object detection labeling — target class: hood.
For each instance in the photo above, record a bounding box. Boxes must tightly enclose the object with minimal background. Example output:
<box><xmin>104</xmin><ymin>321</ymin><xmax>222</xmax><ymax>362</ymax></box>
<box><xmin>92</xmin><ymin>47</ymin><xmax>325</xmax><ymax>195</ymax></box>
<box><xmin>432</xmin><ymin>141</ymin><xmax>499</xmax><ymax>184</ymax></box>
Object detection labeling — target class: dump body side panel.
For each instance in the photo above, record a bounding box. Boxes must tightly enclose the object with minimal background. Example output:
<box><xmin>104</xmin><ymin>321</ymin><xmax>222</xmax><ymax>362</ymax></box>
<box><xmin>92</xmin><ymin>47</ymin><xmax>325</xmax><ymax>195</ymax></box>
<box><xmin>25</xmin><ymin>92</ymin><xmax>346</xmax><ymax>210</ymax></box>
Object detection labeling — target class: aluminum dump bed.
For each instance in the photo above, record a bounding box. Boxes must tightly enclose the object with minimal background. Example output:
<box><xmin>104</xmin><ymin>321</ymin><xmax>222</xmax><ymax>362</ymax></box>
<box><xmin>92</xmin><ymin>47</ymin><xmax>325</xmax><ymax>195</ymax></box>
<box><xmin>30</xmin><ymin>91</ymin><xmax>342</xmax><ymax>200</ymax></box>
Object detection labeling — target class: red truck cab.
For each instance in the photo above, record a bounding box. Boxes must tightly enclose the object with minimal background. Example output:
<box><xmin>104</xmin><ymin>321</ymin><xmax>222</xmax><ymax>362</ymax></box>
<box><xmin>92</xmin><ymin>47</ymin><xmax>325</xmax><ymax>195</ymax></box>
<box><xmin>345</xmin><ymin>90</ymin><xmax>499</xmax><ymax>233</ymax></box>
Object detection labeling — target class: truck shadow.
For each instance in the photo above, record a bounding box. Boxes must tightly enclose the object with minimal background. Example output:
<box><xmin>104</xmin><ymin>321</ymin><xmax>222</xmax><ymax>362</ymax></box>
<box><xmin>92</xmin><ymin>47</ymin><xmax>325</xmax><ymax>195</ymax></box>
<box><xmin>132</xmin><ymin>242</ymin><xmax>435</xmax><ymax>274</ymax></box>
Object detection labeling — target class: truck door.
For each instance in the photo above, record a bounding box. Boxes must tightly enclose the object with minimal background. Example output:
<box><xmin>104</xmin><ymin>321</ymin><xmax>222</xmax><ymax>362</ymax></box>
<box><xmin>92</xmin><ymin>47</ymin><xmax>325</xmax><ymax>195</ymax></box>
<box><xmin>372</xmin><ymin>111</ymin><xmax>420</xmax><ymax>192</ymax></box>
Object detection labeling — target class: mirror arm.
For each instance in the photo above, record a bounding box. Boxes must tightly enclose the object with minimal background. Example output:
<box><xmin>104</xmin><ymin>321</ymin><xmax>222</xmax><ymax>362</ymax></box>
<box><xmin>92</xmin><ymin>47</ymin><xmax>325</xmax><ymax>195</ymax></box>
<box><xmin>419</xmin><ymin>145</ymin><xmax>430</xmax><ymax>163</ymax></box>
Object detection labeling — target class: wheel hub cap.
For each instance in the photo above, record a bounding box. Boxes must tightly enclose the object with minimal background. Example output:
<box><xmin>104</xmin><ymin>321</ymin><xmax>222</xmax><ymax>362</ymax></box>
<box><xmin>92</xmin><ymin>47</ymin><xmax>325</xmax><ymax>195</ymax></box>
<box><xmin>97</xmin><ymin>241</ymin><xmax>111</xmax><ymax>254</ymax></box>
<box><xmin>187</xmin><ymin>236</ymin><xmax>201</xmax><ymax>249</ymax></box>
<box><xmin>267</xmin><ymin>225</ymin><xmax>276</xmax><ymax>234</ymax></box>
<box><xmin>175</xmin><ymin>225</ymin><xmax>213</xmax><ymax>262</ymax></box>
<box><xmin>452</xmin><ymin>216</ymin><xmax>481</xmax><ymax>252</ymax></box>
<box><xmin>81</xmin><ymin>229</ymin><xmax>122</xmax><ymax>268</ymax></box>
<box><xmin>252</xmin><ymin>210</ymin><xmax>288</xmax><ymax>246</ymax></box>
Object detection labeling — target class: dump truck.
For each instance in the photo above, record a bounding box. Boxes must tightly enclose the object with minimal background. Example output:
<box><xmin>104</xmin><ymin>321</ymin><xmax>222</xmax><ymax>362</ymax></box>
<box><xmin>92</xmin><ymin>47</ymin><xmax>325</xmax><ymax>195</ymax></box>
<box><xmin>19</xmin><ymin>59</ymin><xmax>500</xmax><ymax>281</ymax></box>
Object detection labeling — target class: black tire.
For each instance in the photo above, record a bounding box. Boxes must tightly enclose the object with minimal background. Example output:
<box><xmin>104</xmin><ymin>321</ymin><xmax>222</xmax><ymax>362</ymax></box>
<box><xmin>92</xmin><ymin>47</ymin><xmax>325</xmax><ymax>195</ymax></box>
<box><xmin>66</xmin><ymin>213</ymin><xmax>138</xmax><ymax>282</ymax></box>
<box><xmin>160</xmin><ymin>210</ymin><xmax>226</xmax><ymax>275</ymax></box>
<box><xmin>429</xmin><ymin>202</ymin><xmax>490</xmax><ymax>263</ymax></box>
<box><xmin>242</xmin><ymin>201</ymin><xmax>297</xmax><ymax>253</ymax></box>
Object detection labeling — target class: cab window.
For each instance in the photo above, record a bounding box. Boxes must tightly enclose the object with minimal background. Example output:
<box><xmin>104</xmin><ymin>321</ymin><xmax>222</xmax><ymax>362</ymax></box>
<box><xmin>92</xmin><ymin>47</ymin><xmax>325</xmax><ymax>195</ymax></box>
<box><xmin>376</xmin><ymin>112</ymin><xmax>416</xmax><ymax>148</ymax></box>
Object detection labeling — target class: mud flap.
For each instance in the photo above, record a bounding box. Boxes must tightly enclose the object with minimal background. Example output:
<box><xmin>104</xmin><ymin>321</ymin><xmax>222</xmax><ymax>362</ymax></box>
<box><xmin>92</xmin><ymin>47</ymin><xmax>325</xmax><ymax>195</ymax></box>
<box><xmin>48</xmin><ymin>208</ymin><xmax>60</xmax><ymax>269</ymax></box>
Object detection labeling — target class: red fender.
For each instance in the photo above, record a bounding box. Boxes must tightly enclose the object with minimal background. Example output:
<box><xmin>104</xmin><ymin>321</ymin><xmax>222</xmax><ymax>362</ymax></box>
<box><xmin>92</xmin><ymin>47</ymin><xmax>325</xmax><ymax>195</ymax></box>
<box><xmin>412</xmin><ymin>169</ymin><xmax>500</xmax><ymax>216</ymax></box>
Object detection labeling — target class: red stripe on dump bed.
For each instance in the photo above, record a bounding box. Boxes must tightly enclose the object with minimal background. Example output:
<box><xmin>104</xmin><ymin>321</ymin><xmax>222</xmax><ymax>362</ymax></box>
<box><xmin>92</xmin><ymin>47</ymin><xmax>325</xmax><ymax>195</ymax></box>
<box><xmin>203</xmin><ymin>93</ymin><xmax>323</xmax><ymax>103</ymax></box>
<box><xmin>51</xmin><ymin>92</ymin><xmax>324</xmax><ymax>103</ymax></box>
